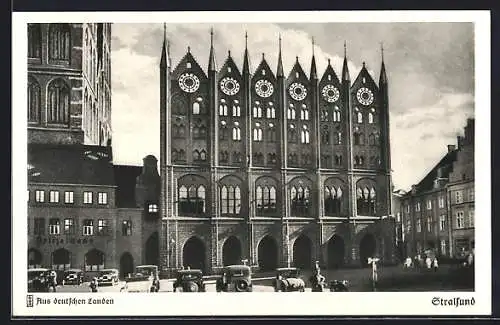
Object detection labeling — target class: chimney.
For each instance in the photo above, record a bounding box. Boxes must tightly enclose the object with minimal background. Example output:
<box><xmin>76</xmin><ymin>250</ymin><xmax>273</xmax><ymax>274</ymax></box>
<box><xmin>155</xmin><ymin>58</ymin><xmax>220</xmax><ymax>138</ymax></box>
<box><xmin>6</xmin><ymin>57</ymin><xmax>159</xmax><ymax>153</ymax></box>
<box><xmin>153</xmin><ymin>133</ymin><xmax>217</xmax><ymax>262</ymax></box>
<box><xmin>411</xmin><ymin>184</ymin><xmax>417</xmax><ymax>195</ymax></box>
<box><xmin>457</xmin><ymin>136</ymin><xmax>462</xmax><ymax>150</ymax></box>
<box><xmin>447</xmin><ymin>145</ymin><xmax>456</xmax><ymax>153</ymax></box>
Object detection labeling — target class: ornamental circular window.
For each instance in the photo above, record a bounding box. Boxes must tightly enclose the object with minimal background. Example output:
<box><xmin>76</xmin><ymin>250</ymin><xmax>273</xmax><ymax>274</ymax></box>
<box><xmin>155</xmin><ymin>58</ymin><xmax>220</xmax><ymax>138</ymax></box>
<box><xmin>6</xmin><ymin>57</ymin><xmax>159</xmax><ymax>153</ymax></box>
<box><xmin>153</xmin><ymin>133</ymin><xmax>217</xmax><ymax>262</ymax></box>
<box><xmin>178</xmin><ymin>73</ymin><xmax>200</xmax><ymax>93</ymax></box>
<box><xmin>356</xmin><ymin>87</ymin><xmax>374</xmax><ymax>106</ymax></box>
<box><xmin>321</xmin><ymin>84</ymin><xmax>340</xmax><ymax>103</ymax></box>
<box><xmin>220</xmin><ymin>77</ymin><xmax>240</xmax><ymax>96</ymax></box>
<box><xmin>289</xmin><ymin>82</ymin><xmax>307</xmax><ymax>101</ymax></box>
<box><xmin>255</xmin><ymin>79</ymin><xmax>274</xmax><ymax>98</ymax></box>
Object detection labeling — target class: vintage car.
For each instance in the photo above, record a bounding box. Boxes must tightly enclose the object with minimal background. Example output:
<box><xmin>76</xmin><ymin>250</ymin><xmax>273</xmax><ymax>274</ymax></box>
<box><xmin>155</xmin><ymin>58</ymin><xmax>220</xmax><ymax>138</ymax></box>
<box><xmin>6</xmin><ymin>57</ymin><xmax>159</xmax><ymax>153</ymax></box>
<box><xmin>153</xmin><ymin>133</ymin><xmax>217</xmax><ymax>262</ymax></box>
<box><xmin>124</xmin><ymin>265</ymin><xmax>160</xmax><ymax>292</ymax></box>
<box><xmin>28</xmin><ymin>268</ymin><xmax>51</xmax><ymax>292</ymax></box>
<box><xmin>273</xmin><ymin>267</ymin><xmax>306</xmax><ymax>292</ymax></box>
<box><xmin>97</xmin><ymin>268</ymin><xmax>119</xmax><ymax>286</ymax></box>
<box><xmin>173</xmin><ymin>269</ymin><xmax>206</xmax><ymax>292</ymax></box>
<box><xmin>216</xmin><ymin>265</ymin><xmax>253</xmax><ymax>292</ymax></box>
<box><xmin>63</xmin><ymin>269</ymin><xmax>84</xmax><ymax>285</ymax></box>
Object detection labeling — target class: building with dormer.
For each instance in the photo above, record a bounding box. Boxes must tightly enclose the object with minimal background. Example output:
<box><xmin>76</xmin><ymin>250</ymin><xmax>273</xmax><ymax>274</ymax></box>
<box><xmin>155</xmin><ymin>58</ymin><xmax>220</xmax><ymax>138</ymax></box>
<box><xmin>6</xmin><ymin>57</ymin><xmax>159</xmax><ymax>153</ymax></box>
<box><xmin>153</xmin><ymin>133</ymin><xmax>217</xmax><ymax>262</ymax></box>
<box><xmin>158</xmin><ymin>27</ymin><xmax>396</xmax><ymax>273</ymax></box>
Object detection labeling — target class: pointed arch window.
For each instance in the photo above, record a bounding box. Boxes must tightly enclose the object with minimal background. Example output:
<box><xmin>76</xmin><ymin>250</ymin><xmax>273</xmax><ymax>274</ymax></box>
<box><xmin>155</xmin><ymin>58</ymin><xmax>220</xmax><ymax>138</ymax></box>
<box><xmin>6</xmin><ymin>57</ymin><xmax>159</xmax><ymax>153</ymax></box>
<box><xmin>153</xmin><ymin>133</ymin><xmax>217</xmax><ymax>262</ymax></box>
<box><xmin>232</xmin><ymin>125</ymin><xmax>241</xmax><ymax>141</ymax></box>
<box><xmin>354</xmin><ymin>155</ymin><xmax>365</xmax><ymax>167</ymax></box>
<box><xmin>253</xmin><ymin>123</ymin><xmax>263</xmax><ymax>142</ymax></box>
<box><xmin>356</xmin><ymin>185</ymin><xmax>376</xmax><ymax>216</ymax></box>
<box><xmin>220</xmin><ymin>122</ymin><xmax>229</xmax><ymax>140</ymax></box>
<box><xmin>47</xmin><ymin>78</ymin><xmax>70</xmax><ymax>124</ymax></box>
<box><xmin>232</xmin><ymin>100</ymin><xmax>241</xmax><ymax>117</ymax></box>
<box><xmin>178</xmin><ymin>184</ymin><xmax>206</xmax><ymax>214</ymax></box>
<box><xmin>291</xmin><ymin>185</ymin><xmax>311</xmax><ymax>216</ymax></box>
<box><xmin>268</xmin><ymin>123</ymin><xmax>277</xmax><ymax>142</ymax></box>
<box><xmin>219</xmin><ymin>99</ymin><xmax>228</xmax><ymax>116</ymax></box>
<box><xmin>28</xmin><ymin>24</ymin><xmax>41</xmax><ymax>58</ymax></box>
<box><xmin>321</xmin><ymin>110</ymin><xmax>329</xmax><ymax>122</ymax></box>
<box><xmin>253</xmin><ymin>101</ymin><xmax>262</xmax><ymax>118</ymax></box>
<box><xmin>287</xmin><ymin>104</ymin><xmax>296</xmax><ymax>120</ymax></box>
<box><xmin>193</xmin><ymin>102</ymin><xmax>201</xmax><ymax>115</ymax></box>
<box><xmin>300</xmin><ymin>104</ymin><xmax>309</xmax><ymax>121</ymax></box>
<box><xmin>333</xmin><ymin>106</ymin><xmax>341</xmax><ymax>122</ymax></box>
<box><xmin>357</xmin><ymin>112</ymin><xmax>363</xmax><ymax>123</ymax></box>
<box><xmin>48</xmin><ymin>24</ymin><xmax>71</xmax><ymax>61</ymax></box>
<box><xmin>335</xmin><ymin>155</ymin><xmax>343</xmax><ymax>166</ymax></box>
<box><xmin>220</xmin><ymin>185</ymin><xmax>241</xmax><ymax>215</ymax></box>
<box><xmin>334</xmin><ymin>132</ymin><xmax>342</xmax><ymax>145</ymax></box>
<box><xmin>28</xmin><ymin>77</ymin><xmax>41</xmax><ymax>123</ymax></box>
<box><xmin>324</xmin><ymin>186</ymin><xmax>343</xmax><ymax>215</ymax></box>
<box><xmin>288</xmin><ymin>124</ymin><xmax>297</xmax><ymax>143</ymax></box>
<box><xmin>266</xmin><ymin>102</ymin><xmax>276</xmax><ymax>119</ymax></box>
<box><xmin>200</xmin><ymin>150</ymin><xmax>207</xmax><ymax>161</ymax></box>
<box><xmin>193</xmin><ymin>150</ymin><xmax>200</xmax><ymax>161</ymax></box>
<box><xmin>256</xmin><ymin>185</ymin><xmax>277</xmax><ymax>213</ymax></box>
<box><xmin>368</xmin><ymin>112</ymin><xmax>374</xmax><ymax>124</ymax></box>
<box><xmin>301</xmin><ymin>126</ymin><xmax>310</xmax><ymax>144</ymax></box>
<box><xmin>321</xmin><ymin>126</ymin><xmax>330</xmax><ymax>145</ymax></box>
<box><xmin>354</xmin><ymin>132</ymin><xmax>364</xmax><ymax>145</ymax></box>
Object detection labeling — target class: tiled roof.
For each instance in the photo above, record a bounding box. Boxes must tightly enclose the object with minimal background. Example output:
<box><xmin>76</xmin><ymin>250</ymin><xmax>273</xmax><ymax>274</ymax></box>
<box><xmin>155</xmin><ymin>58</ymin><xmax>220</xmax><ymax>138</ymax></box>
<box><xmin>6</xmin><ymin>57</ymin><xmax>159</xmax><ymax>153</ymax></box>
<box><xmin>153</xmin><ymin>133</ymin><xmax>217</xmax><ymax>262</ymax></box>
<box><xmin>113</xmin><ymin>164</ymin><xmax>142</xmax><ymax>208</ymax></box>
<box><xmin>28</xmin><ymin>143</ymin><xmax>115</xmax><ymax>186</ymax></box>
<box><xmin>410</xmin><ymin>149</ymin><xmax>458</xmax><ymax>195</ymax></box>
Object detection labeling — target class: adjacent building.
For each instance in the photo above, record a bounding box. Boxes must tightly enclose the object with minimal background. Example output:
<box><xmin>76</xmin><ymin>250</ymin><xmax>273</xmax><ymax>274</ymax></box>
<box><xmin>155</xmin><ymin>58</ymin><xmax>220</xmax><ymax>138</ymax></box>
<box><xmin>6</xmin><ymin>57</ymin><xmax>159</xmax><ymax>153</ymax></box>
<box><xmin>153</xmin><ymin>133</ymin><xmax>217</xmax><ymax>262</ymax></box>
<box><xmin>399</xmin><ymin>118</ymin><xmax>474</xmax><ymax>259</ymax></box>
<box><xmin>27</xmin><ymin>23</ymin><xmax>161</xmax><ymax>277</ymax></box>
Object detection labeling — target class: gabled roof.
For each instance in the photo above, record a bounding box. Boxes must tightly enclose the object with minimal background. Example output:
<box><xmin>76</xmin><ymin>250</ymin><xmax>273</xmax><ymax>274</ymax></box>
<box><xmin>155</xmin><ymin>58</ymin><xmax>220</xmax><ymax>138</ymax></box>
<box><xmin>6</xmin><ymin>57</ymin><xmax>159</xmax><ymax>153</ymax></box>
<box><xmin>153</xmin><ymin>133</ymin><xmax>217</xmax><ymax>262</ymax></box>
<box><xmin>286</xmin><ymin>58</ymin><xmax>309</xmax><ymax>85</ymax></box>
<box><xmin>251</xmin><ymin>56</ymin><xmax>276</xmax><ymax>82</ymax></box>
<box><xmin>171</xmin><ymin>50</ymin><xmax>208</xmax><ymax>80</ymax></box>
<box><xmin>28</xmin><ymin>143</ymin><xmax>114</xmax><ymax>186</ymax></box>
<box><xmin>319</xmin><ymin>60</ymin><xmax>341</xmax><ymax>86</ymax></box>
<box><xmin>113</xmin><ymin>164</ymin><xmax>142</xmax><ymax>208</ymax></box>
<box><xmin>351</xmin><ymin>63</ymin><xmax>378</xmax><ymax>91</ymax></box>
<box><xmin>218</xmin><ymin>53</ymin><xmax>242</xmax><ymax>81</ymax></box>
<box><xmin>407</xmin><ymin>149</ymin><xmax>458</xmax><ymax>195</ymax></box>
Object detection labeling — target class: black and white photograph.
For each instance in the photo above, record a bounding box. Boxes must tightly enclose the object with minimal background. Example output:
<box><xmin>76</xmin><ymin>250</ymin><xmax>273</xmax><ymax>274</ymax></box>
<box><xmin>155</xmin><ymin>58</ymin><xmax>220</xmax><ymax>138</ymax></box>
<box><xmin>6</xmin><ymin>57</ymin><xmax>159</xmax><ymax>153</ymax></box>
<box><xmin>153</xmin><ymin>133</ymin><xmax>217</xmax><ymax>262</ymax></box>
<box><xmin>12</xmin><ymin>10</ymin><xmax>491</xmax><ymax>316</ymax></box>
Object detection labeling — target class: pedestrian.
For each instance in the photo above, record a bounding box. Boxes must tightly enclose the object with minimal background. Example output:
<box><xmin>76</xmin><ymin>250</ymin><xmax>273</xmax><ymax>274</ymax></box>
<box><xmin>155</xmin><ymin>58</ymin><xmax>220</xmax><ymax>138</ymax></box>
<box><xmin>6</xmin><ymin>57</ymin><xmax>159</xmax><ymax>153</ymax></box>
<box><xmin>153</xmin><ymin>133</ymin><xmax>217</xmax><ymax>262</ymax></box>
<box><xmin>425</xmin><ymin>256</ymin><xmax>432</xmax><ymax>269</ymax></box>
<box><xmin>49</xmin><ymin>270</ymin><xmax>58</xmax><ymax>292</ymax></box>
<box><xmin>432</xmin><ymin>257</ymin><xmax>439</xmax><ymax>272</ymax></box>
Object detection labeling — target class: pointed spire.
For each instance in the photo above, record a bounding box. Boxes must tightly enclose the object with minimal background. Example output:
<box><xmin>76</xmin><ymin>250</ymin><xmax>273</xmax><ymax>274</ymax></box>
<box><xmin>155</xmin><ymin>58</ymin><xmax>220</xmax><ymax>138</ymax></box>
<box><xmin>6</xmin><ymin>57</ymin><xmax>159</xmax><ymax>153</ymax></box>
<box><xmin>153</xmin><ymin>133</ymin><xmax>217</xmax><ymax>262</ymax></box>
<box><xmin>379</xmin><ymin>42</ymin><xmax>388</xmax><ymax>85</ymax></box>
<box><xmin>208</xmin><ymin>27</ymin><xmax>217</xmax><ymax>71</ymax></box>
<box><xmin>277</xmin><ymin>34</ymin><xmax>284</xmax><ymax>77</ymax></box>
<box><xmin>160</xmin><ymin>23</ymin><xmax>169</xmax><ymax>68</ymax></box>
<box><xmin>310</xmin><ymin>36</ymin><xmax>317</xmax><ymax>80</ymax></box>
<box><xmin>242</xmin><ymin>31</ymin><xmax>250</xmax><ymax>74</ymax></box>
<box><xmin>342</xmin><ymin>40</ymin><xmax>350</xmax><ymax>82</ymax></box>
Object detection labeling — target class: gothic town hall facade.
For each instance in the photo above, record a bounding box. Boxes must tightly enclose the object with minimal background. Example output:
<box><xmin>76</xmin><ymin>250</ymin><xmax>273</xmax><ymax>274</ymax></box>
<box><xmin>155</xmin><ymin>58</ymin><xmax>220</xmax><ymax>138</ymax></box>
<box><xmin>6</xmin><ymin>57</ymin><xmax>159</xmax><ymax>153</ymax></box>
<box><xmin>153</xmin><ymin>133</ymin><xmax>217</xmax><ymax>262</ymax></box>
<box><xmin>158</xmin><ymin>29</ymin><xmax>396</xmax><ymax>274</ymax></box>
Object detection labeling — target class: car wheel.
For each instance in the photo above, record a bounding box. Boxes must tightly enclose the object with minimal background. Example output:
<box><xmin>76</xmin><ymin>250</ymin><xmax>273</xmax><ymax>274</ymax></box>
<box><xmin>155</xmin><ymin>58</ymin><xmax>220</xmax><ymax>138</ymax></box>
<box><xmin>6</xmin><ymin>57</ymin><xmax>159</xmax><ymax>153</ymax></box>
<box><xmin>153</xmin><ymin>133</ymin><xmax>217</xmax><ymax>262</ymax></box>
<box><xmin>300</xmin><ymin>287</ymin><xmax>305</xmax><ymax>292</ymax></box>
<box><xmin>187</xmin><ymin>282</ymin><xmax>199</xmax><ymax>292</ymax></box>
<box><xmin>175</xmin><ymin>286</ymin><xmax>183</xmax><ymax>292</ymax></box>
<box><xmin>235</xmin><ymin>280</ymin><xmax>248</xmax><ymax>292</ymax></box>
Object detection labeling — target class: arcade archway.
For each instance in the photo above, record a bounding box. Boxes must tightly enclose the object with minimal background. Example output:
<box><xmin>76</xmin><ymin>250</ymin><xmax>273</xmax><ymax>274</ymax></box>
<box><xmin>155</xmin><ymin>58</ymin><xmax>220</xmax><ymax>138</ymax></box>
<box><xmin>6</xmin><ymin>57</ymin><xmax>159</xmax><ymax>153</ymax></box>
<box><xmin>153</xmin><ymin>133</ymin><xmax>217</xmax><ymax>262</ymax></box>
<box><xmin>359</xmin><ymin>233</ymin><xmax>377</xmax><ymax>267</ymax></box>
<box><xmin>257</xmin><ymin>235</ymin><xmax>278</xmax><ymax>271</ymax></box>
<box><xmin>182</xmin><ymin>236</ymin><xmax>206</xmax><ymax>272</ymax></box>
<box><xmin>28</xmin><ymin>248</ymin><xmax>42</xmax><ymax>268</ymax></box>
<box><xmin>120</xmin><ymin>252</ymin><xmax>134</xmax><ymax>278</ymax></box>
<box><xmin>222</xmin><ymin>236</ymin><xmax>242</xmax><ymax>266</ymax></box>
<box><xmin>327</xmin><ymin>235</ymin><xmax>345</xmax><ymax>269</ymax></box>
<box><xmin>52</xmin><ymin>248</ymin><xmax>71</xmax><ymax>270</ymax></box>
<box><xmin>293</xmin><ymin>234</ymin><xmax>312</xmax><ymax>270</ymax></box>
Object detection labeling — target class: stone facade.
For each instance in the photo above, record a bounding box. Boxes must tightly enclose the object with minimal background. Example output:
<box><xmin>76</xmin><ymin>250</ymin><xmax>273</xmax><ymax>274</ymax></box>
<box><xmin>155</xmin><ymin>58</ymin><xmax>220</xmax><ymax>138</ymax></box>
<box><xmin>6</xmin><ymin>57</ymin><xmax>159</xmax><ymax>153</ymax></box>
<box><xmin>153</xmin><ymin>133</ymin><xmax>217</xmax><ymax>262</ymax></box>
<box><xmin>159</xmin><ymin>29</ymin><xmax>396</xmax><ymax>273</ymax></box>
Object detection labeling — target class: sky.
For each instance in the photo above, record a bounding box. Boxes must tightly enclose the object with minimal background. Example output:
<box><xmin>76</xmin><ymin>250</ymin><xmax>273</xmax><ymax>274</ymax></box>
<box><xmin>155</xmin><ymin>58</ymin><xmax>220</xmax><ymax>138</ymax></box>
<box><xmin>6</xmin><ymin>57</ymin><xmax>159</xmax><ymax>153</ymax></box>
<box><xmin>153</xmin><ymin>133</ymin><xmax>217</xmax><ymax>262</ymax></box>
<box><xmin>110</xmin><ymin>22</ymin><xmax>474</xmax><ymax>191</ymax></box>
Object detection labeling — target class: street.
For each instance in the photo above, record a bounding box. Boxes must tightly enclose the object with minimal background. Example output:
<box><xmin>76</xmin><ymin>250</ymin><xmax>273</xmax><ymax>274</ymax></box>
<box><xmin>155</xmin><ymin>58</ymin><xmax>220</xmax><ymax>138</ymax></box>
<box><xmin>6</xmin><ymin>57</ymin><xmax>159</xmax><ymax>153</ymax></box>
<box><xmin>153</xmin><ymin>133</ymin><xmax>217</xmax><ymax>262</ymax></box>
<box><xmin>51</xmin><ymin>264</ymin><xmax>472</xmax><ymax>293</ymax></box>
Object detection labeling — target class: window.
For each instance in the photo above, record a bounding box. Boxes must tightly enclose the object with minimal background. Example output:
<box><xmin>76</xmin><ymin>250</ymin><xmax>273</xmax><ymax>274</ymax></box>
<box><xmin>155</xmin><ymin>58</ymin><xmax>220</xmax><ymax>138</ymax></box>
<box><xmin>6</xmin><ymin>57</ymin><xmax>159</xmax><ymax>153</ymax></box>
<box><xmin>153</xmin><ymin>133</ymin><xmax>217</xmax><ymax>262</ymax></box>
<box><xmin>83</xmin><ymin>219</ymin><xmax>94</xmax><ymax>235</ymax></box>
<box><xmin>356</xmin><ymin>186</ymin><xmax>376</xmax><ymax>215</ymax></box>
<box><xmin>357</xmin><ymin>112</ymin><xmax>363</xmax><ymax>123</ymax></box>
<box><xmin>178</xmin><ymin>185</ymin><xmax>206</xmax><ymax>214</ymax></box>
<box><xmin>28</xmin><ymin>77</ymin><xmax>41</xmax><ymax>123</ymax></box>
<box><xmin>416</xmin><ymin>219</ymin><xmax>421</xmax><ymax>233</ymax></box>
<box><xmin>253</xmin><ymin>152</ymin><xmax>264</xmax><ymax>165</ymax></box>
<box><xmin>354</xmin><ymin>156</ymin><xmax>365</xmax><ymax>167</ymax></box>
<box><xmin>83</xmin><ymin>191</ymin><xmax>93</xmax><ymax>204</ymax></box>
<box><xmin>455</xmin><ymin>190</ymin><xmax>463</xmax><ymax>204</ymax></box>
<box><xmin>232</xmin><ymin>126</ymin><xmax>241</xmax><ymax>141</ymax></box>
<box><xmin>220</xmin><ymin>185</ymin><xmax>242</xmax><ymax>215</ymax></box>
<box><xmin>232</xmin><ymin>152</ymin><xmax>243</xmax><ymax>164</ymax></box>
<box><xmin>49</xmin><ymin>191</ymin><xmax>59</xmax><ymax>203</ymax></box>
<box><xmin>301</xmin><ymin>127</ymin><xmax>310</xmax><ymax>144</ymax></box>
<box><xmin>192</xmin><ymin>102</ymin><xmax>200</xmax><ymax>115</ymax></box>
<box><xmin>253</xmin><ymin>102</ymin><xmax>262</xmax><ymax>118</ymax></box>
<box><xmin>122</xmin><ymin>220</ymin><xmax>132</xmax><ymax>236</ymax></box>
<box><xmin>324</xmin><ymin>186</ymin><xmax>343</xmax><ymax>215</ymax></box>
<box><xmin>440</xmin><ymin>240</ymin><xmax>447</xmax><ymax>256</ymax></box>
<box><xmin>253</xmin><ymin>124</ymin><xmax>263</xmax><ymax>141</ymax></box>
<box><xmin>300</xmin><ymin>106</ymin><xmax>309</xmax><ymax>120</ymax></box>
<box><xmin>287</xmin><ymin>104</ymin><xmax>296</xmax><ymax>120</ymax></box>
<box><xmin>98</xmin><ymin>192</ymin><xmax>108</xmax><ymax>204</ymax></box>
<box><xmin>426</xmin><ymin>199</ymin><xmax>432</xmax><ymax>210</ymax></box>
<box><xmin>439</xmin><ymin>215</ymin><xmax>446</xmax><ymax>231</ymax></box>
<box><xmin>220</xmin><ymin>151</ymin><xmax>229</xmax><ymax>163</ymax></box>
<box><xmin>354</xmin><ymin>132</ymin><xmax>364</xmax><ymax>145</ymax></box>
<box><xmin>406</xmin><ymin>218</ymin><xmax>411</xmax><ymax>233</ymax></box>
<box><xmin>333</xmin><ymin>107</ymin><xmax>341</xmax><ymax>122</ymax></box>
<box><xmin>35</xmin><ymin>190</ymin><xmax>45</xmax><ymax>202</ymax></box>
<box><xmin>368</xmin><ymin>112</ymin><xmax>374</xmax><ymax>124</ymax></box>
<box><xmin>49</xmin><ymin>218</ymin><xmax>61</xmax><ymax>235</ymax></box>
<box><xmin>291</xmin><ymin>186</ymin><xmax>311</xmax><ymax>216</ymax></box>
<box><xmin>321</xmin><ymin>110</ymin><xmax>329</xmax><ymax>122</ymax></box>
<box><xmin>415</xmin><ymin>202</ymin><xmax>421</xmax><ymax>212</ymax></box>
<box><xmin>148</xmin><ymin>204</ymin><xmax>158</xmax><ymax>213</ymax></box>
<box><xmin>97</xmin><ymin>219</ymin><xmax>108</xmax><ymax>236</ymax></box>
<box><xmin>266</xmin><ymin>103</ymin><xmax>276</xmax><ymax>119</ymax></box>
<box><xmin>219</xmin><ymin>124</ymin><xmax>229</xmax><ymax>140</ymax></box>
<box><xmin>233</xmin><ymin>102</ymin><xmax>241</xmax><ymax>117</ymax></box>
<box><xmin>256</xmin><ymin>185</ymin><xmax>277</xmax><ymax>213</ymax></box>
<box><xmin>334</xmin><ymin>132</ymin><xmax>342</xmax><ymax>145</ymax></box>
<box><xmin>48</xmin><ymin>24</ymin><xmax>70</xmax><ymax>60</ymax></box>
<box><xmin>468</xmin><ymin>210</ymin><xmax>474</xmax><ymax>227</ymax></box>
<box><xmin>47</xmin><ymin>78</ymin><xmax>70</xmax><ymax>124</ymax></box>
<box><xmin>268</xmin><ymin>124</ymin><xmax>277</xmax><ymax>142</ymax></box>
<box><xmin>426</xmin><ymin>216</ymin><xmax>432</xmax><ymax>232</ymax></box>
<box><xmin>28</xmin><ymin>24</ymin><xmax>41</xmax><ymax>58</ymax></box>
<box><xmin>64</xmin><ymin>191</ymin><xmax>74</xmax><ymax>204</ymax></box>
<box><xmin>267</xmin><ymin>153</ymin><xmax>278</xmax><ymax>165</ymax></box>
<box><xmin>334</xmin><ymin>155</ymin><xmax>342</xmax><ymax>166</ymax></box>
<box><xmin>438</xmin><ymin>196</ymin><xmax>445</xmax><ymax>208</ymax></box>
<box><xmin>456</xmin><ymin>211</ymin><xmax>465</xmax><ymax>229</ymax></box>
<box><xmin>34</xmin><ymin>218</ymin><xmax>45</xmax><ymax>235</ymax></box>
<box><xmin>64</xmin><ymin>218</ymin><xmax>74</xmax><ymax>234</ymax></box>
<box><xmin>219</xmin><ymin>100</ymin><xmax>228</xmax><ymax>116</ymax></box>
<box><xmin>288</xmin><ymin>125</ymin><xmax>297</xmax><ymax>143</ymax></box>
<box><xmin>406</xmin><ymin>204</ymin><xmax>410</xmax><ymax>213</ymax></box>
<box><xmin>321</xmin><ymin>128</ymin><xmax>330</xmax><ymax>145</ymax></box>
